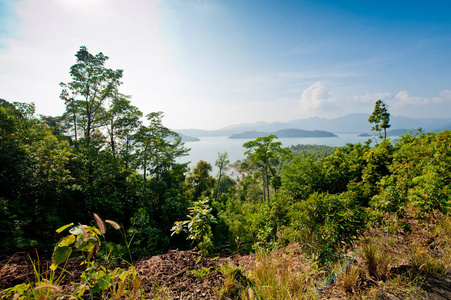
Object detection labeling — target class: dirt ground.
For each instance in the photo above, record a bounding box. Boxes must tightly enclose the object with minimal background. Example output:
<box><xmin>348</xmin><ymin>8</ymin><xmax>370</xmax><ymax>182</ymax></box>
<box><xmin>0</xmin><ymin>249</ymin><xmax>255</xmax><ymax>299</ymax></box>
<box><xmin>2</xmin><ymin>231</ymin><xmax>451</xmax><ymax>299</ymax></box>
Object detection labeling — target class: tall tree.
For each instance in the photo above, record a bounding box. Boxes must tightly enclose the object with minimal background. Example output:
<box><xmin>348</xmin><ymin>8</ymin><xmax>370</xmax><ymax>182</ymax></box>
<box><xmin>214</xmin><ymin>152</ymin><xmax>230</xmax><ymax>200</ymax></box>
<box><xmin>369</xmin><ymin>100</ymin><xmax>391</xmax><ymax>139</ymax></box>
<box><xmin>185</xmin><ymin>160</ymin><xmax>215</xmax><ymax>201</ymax></box>
<box><xmin>0</xmin><ymin>100</ymin><xmax>73</xmax><ymax>249</ymax></box>
<box><xmin>60</xmin><ymin>46</ymin><xmax>123</xmax><ymax>146</ymax></box>
<box><xmin>105</xmin><ymin>94</ymin><xmax>142</xmax><ymax>164</ymax></box>
<box><xmin>243</xmin><ymin>135</ymin><xmax>287</xmax><ymax>201</ymax></box>
<box><xmin>133</xmin><ymin>112</ymin><xmax>189</xmax><ymax>180</ymax></box>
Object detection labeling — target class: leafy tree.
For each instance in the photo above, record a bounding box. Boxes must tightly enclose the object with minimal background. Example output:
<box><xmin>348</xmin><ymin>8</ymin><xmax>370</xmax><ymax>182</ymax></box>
<box><xmin>368</xmin><ymin>100</ymin><xmax>391</xmax><ymax>139</ymax></box>
<box><xmin>243</xmin><ymin>135</ymin><xmax>288</xmax><ymax>201</ymax></box>
<box><xmin>104</xmin><ymin>94</ymin><xmax>142</xmax><ymax>165</ymax></box>
<box><xmin>186</xmin><ymin>160</ymin><xmax>216</xmax><ymax>201</ymax></box>
<box><xmin>127</xmin><ymin>208</ymin><xmax>169</xmax><ymax>257</ymax></box>
<box><xmin>0</xmin><ymin>100</ymin><xmax>73</xmax><ymax>249</ymax></box>
<box><xmin>214</xmin><ymin>152</ymin><xmax>230</xmax><ymax>200</ymax></box>
<box><xmin>372</xmin><ymin>130</ymin><xmax>451</xmax><ymax>216</ymax></box>
<box><xmin>290</xmin><ymin>144</ymin><xmax>337</xmax><ymax>160</ymax></box>
<box><xmin>282</xmin><ymin>154</ymin><xmax>324</xmax><ymax>202</ymax></box>
<box><xmin>133</xmin><ymin>112</ymin><xmax>189</xmax><ymax>180</ymax></box>
<box><xmin>60</xmin><ymin>46</ymin><xmax>123</xmax><ymax>146</ymax></box>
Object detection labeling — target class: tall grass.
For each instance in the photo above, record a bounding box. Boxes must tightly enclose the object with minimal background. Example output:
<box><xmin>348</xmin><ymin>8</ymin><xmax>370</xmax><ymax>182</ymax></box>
<box><xmin>242</xmin><ymin>246</ymin><xmax>323</xmax><ymax>299</ymax></box>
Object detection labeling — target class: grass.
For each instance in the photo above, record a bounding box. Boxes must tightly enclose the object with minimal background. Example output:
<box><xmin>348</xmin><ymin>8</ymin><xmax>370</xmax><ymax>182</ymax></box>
<box><xmin>240</xmin><ymin>245</ymin><xmax>323</xmax><ymax>300</ymax></box>
<box><xmin>3</xmin><ymin>211</ymin><xmax>451</xmax><ymax>299</ymax></box>
<box><xmin>211</xmin><ymin>211</ymin><xmax>451</xmax><ymax>300</ymax></box>
<box><xmin>1</xmin><ymin>251</ymin><xmax>69</xmax><ymax>300</ymax></box>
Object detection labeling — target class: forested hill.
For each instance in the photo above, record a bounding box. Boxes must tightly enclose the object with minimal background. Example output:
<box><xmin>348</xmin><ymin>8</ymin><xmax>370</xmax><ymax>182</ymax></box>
<box><xmin>228</xmin><ymin>128</ymin><xmax>337</xmax><ymax>139</ymax></box>
<box><xmin>177</xmin><ymin>114</ymin><xmax>451</xmax><ymax>137</ymax></box>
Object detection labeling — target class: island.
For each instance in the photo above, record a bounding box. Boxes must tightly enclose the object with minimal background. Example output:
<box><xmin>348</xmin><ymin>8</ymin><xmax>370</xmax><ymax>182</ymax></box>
<box><xmin>177</xmin><ymin>133</ymin><xmax>200</xmax><ymax>142</ymax></box>
<box><xmin>228</xmin><ymin>128</ymin><xmax>337</xmax><ymax>139</ymax></box>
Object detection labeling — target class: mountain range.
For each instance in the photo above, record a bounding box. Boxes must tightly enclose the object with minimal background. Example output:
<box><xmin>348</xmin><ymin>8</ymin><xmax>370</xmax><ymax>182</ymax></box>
<box><xmin>176</xmin><ymin>114</ymin><xmax>451</xmax><ymax>138</ymax></box>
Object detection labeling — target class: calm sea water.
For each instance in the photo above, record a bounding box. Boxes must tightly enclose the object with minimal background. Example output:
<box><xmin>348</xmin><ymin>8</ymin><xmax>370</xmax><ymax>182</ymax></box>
<box><xmin>178</xmin><ymin>133</ymin><xmax>374</xmax><ymax>173</ymax></box>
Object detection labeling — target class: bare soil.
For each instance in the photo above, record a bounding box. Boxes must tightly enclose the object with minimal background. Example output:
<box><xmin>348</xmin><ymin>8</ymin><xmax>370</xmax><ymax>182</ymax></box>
<box><xmin>0</xmin><ymin>249</ymin><xmax>255</xmax><ymax>299</ymax></box>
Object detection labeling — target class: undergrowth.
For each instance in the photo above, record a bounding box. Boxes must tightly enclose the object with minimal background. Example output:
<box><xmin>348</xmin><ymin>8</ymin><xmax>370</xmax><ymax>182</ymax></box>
<box><xmin>2</xmin><ymin>211</ymin><xmax>450</xmax><ymax>299</ymax></box>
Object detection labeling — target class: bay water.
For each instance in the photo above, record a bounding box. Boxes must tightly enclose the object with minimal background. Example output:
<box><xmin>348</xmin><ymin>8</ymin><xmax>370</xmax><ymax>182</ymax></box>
<box><xmin>178</xmin><ymin>133</ymin><xmax>375</xmax><ymax>174</ymax></box>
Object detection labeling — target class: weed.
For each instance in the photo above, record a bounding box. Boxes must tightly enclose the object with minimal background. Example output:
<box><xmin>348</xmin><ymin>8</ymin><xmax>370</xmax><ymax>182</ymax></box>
<box><xmin>409</xmin><ymin>243</ymin><xmax>447</xmax><ymax>277</ymax></box>
<box><xmin>188</xmin><ymin>267</ymin><xmax>211</xmax><ymax>280</ymax></box>
<box><xmin>339</xmin><ymin>262</ymin><xmax>362</xmax><ymax>294</ymax></box>
<box><xmin>1</xmin><ymin>252</ymin><xmax>70</xmax><ymax>299</ymax></box>
<box><xmin>215</xmin><ymin>263</ymin><xmax>249</xmax><ymax>299</ymax></box>
<box><xmin>246</xmin><ymin>248</ymin><xmax>321</xmax><ymax>299</ymax></box>
<box><xmin>362</xmin><ymin>243</ymin><xmax>391</xmax><ymax>280</ymax></box>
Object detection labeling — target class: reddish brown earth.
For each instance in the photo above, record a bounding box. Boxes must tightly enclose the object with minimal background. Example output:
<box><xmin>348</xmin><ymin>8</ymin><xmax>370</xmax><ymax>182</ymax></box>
<box><xmin>0</xmin><ymin>249</ymin><xmax>255</xmax><ymax>299</ymax></box>
<box><xmin>1</xmin><ymin>241</ymin><xmax>451</xmax><ymax>299</ymax></box>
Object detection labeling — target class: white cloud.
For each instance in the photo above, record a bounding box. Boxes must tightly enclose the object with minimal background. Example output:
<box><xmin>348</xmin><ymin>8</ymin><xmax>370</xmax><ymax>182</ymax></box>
<box><xmin>394</xmin><ymin>90</ymin><xmax>426</xmax><ymax>106</ymax></box>
<box><xmin>433</xmin><ymin>90</ymin><xmax>451</xmax><ymax>103</ymax></box>
<box><xmin>352</xmin><ymin>92</ymin><xmax>392</xmax><ymax>104</ymax></box>
<box><xmin>388</xmin><ymin>90</ymin><xmax>451</xmax><ymax>118</ymax></box>
<box><xmin>299</xmin><ymin>82</ymin><xmax>334</xmax><ymax>114</ymax></box>
<box><xmin>393</xmin><ymin>90</ymin><xmax>451</xmax><ymax>108</ymax></box>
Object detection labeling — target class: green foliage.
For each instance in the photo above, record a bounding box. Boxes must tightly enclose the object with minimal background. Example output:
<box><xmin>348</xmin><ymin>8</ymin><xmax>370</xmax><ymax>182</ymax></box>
<box><xmin>127</xmin><ymin>208</ymin><xmax>169</xmax><ymax>257</ymax></box>
<box><xmin>185</xmin><ymin>160</ymin><xmax>215</xmax><ymax>201</ymax></box>
<box><xmin>187</xmin><ymin>266</ymin><xmax>212</xmax><ymax>280</ymax></box>
<box><xmin>171</xmin><ymin>198</ymin><xmax>216</xmax><ymax>255</ymax></box>
<box><xmin>217</xmin><ymin>198</ymin><xmax>261</xmax><ymax>252</ymax></box>
<box><xmin>75</xmin><ymin>263</ymin><xmax>142</xmax><ymax>298</ymax></box>
<box><xmin>369</xmin><ymin>99</ymin><xmax>391</xmax><ymax>139</ymax></box>
<box><xmin>214</xmin><ymin>152</ymin><xmax>230</xmax><ymax>201</ymax></box>
<box><xmin>51</xmin><ymin>222</ymin><xmax>102</xmax><ymax>270</ymax></box>
<box><xmin>290</xmin><ymin>144</ymin><xmax>337</xmax><ymax>160</ymax></box>
<box><xmin>288</xmin><ymin>192</ymin><xmax>367</xmax><ymax>261</ymax></box>
<box><xmin>243</xmin><ymin>135</ymin><xmax>290</xmax><ymax>202</ymax></box>
<box><xmin>0</xmin><ymin>100</ymin><xmax>74</xmax><ymax>250</ymax></box>
<box><xmin>371</xmin><ymin>130</ymin><xmax>451</xmax><ymax>216</ymax></box>
<box><xmin>133</xmin><ymin>111</ymin><xmax>189</xmax><ymax>180</ymax></box>
<box><xmin>60</xmin><ymin>46</ymin><xmax>123</xmax><ymax>146</ymax></box>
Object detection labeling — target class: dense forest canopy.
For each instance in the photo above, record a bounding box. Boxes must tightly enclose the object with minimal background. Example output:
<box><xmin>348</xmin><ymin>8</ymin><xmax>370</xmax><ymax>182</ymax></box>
<box><xmin>1</xmin><ymin>47</ymin><xmax>450</xmax><ymax>268</ymax></box>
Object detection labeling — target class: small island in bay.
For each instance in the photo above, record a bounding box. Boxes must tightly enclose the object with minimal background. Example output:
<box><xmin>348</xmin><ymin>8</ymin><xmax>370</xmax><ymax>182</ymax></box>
<box><xmin>228</xmin><ymin>128</ymin><xmax>337</xmax><ymax>139</ymax></box>
<box><xmin>358</xmin><ymin>133</ymin><xmax>371</xmax><ymax>137</ymax></box>
<box><xmin>177</xmin><ymin>133</ymin><xmax>200</xmax><ymax>142</ymax></box>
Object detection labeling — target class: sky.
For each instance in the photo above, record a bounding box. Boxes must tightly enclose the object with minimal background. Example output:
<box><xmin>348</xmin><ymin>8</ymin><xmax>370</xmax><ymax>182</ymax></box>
<box><xmin>0</xmin><ymin>0</ymin><xmax>450</xmax><ymax>130</ymax></box>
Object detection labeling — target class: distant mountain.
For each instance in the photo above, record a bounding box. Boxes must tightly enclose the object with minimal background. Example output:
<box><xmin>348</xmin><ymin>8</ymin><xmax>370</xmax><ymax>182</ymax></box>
<box><xmin>175</xmin><ymin>128</ymin><xmax>235</xmax><ymax>137</ymax></box>
<box><xmin>175</xmin><ymin>114</ymin><xmax>451</xmax><ymax>137</ymax></box>
<box><xmin>229</xmin><ymin>129</ymin><xmax>337</xmax><ymax>139</ymax></box>
<box><xmin>178</xmin><ymin>133</ymin><xmax>200</xmax><ymax>142</ymax></box>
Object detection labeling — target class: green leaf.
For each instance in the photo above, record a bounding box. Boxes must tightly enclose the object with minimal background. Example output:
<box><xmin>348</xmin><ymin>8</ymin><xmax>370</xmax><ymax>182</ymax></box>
<box><xmin>56</xmin><ymin>223</ymin><xmax>74</xmax><ymax>233</ymax></box>
<box><xmin>74</xmin><ymin>238</ymin><xmax>88</xmax><ymax>251</ymax></box>
<box><xmin>52</xmin><ymin>246</ymin><xmax>72</xmax><ymax>266</ymax></box>
<box><xmin>58</xmin><ymin>234</ymin><xmax>76</xmax><ymax>247</ymax></box>
<box><xmin>98</xmin><ymin>274</ymin><xmax>112</xmax><ymax>290</ymax></box>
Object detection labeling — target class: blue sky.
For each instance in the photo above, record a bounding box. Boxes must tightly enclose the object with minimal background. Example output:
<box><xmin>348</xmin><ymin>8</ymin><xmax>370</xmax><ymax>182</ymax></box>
<box><xmin>0</xmin><ymin>0</ymin><xmax>450</xmax><ymax>129</ymax></box>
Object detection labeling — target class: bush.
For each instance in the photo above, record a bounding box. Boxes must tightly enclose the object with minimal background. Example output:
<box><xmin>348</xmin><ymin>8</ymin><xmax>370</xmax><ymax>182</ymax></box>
<box><xmin>288</xmin><ymin>191</ymin><xmax>367</xmax><ymax>261</ymax></box>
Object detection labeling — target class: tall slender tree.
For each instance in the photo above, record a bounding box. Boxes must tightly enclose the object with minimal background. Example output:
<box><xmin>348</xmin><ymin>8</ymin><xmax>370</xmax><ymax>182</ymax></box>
<box><xmin>369</xmin><ymin>100</ymin><xmax>391</xmax><ymax>139</ymax></box>
<box><xmin>60</xmin><ymin>46</ymin><xmax>123</xmax><ymax>146</ymax></box>
<box><xmin>133</xmin><ymin>112</ymin><xmax>189</xmax><ymax>180</ymax></box>
<box><xmin>243</xmin><ymin>135</ymin><xmax>286</xmax><ymax>201</ymax></box>
<box><xmin>105</xmin><ymin>94</ymin><xmax>142</xmax><ymax>164</ymax></box>
<box><xmin>214</xmin><ymin>152</ymin><xmax>230</xmax><ymax>200</ymax></box>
